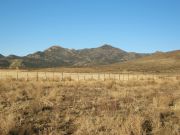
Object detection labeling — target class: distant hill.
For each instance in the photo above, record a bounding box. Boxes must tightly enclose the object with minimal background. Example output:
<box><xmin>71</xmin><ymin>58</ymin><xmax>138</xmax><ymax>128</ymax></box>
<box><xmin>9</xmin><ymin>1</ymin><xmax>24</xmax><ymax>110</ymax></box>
<box><xmin>106</xmin><ymin>50</ymin><xmax>180</xmax><ymax>73</ymax></box>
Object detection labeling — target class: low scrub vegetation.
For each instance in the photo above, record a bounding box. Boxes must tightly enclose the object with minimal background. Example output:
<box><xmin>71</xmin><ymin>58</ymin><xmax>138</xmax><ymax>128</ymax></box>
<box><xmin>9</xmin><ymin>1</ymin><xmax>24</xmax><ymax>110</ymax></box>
<box><xmin>0</xmin><ymin>78</ymin><xmax>180</xmax><ymax>135</ymax></box>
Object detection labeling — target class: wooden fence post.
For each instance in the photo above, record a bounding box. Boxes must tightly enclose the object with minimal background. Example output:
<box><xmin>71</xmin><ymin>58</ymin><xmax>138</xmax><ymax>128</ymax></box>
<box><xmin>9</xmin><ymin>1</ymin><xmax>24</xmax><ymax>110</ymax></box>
<box><xmin>16</xmin><ymin>71</ymin><xmax>18</xmax><ymax>80</ymax></box>
<box><xmin>69</xmin><ymin>73</ymin><xmax>71</xmax><ymax>81</ymax></box>
<box><xmin>98</xmin><ymin>73</ymin><xmax>100</xmax><ymax>80</ymax></box>
<box><xmin>53</xmin><ymin>72</ymin><xmax>54</xmax><ymax>81</ymax></box>
<box><xmin>36</xmin><ymin>72</ymin><xmax>38</xmax><ymax>81</ymax></box>
<box><xmin>45</xmin><ymin>72</ymin><xmax>47</xmax><ymax>81</ymax></box>
<box><xmin>104</xmin><ymin>73</ymin><xmax>105</xmax><ymax>81</ymax></box>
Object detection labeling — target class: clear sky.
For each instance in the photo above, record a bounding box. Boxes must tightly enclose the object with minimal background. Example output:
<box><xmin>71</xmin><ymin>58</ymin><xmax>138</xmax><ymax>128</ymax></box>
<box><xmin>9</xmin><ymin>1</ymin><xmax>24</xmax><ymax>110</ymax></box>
<box><xmin>0</xmin><ymin>0</ymin><xmax>180</xmax><ymax>56</ymax></box>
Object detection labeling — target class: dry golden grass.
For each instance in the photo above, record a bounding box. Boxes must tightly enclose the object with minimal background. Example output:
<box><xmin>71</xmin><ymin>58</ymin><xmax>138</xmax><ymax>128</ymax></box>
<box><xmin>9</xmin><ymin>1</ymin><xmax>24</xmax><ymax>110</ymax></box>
<box><xmin>0</xmin><ymin>78</ymin><xmax>180</xmax><ymax>135</ymax></box>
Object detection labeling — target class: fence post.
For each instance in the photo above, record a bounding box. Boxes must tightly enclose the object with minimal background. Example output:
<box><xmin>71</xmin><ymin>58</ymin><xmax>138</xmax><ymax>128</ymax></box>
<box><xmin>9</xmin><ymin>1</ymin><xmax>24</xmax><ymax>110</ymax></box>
<box><xmin>53</xmin><ymin>72</ymin><xmax>54</xmax><ymax>81</ymax></box>
<box><xmin>36</xmin><ymin>72</ymin><xmax>38</xmax><ymax>81</ymax></box>
<box><xmin>128</xmin><ymin>73</ymin><xmax>129</xmax><ymax>81</ymax></box>
<box><xmin>104</xmin><ymin>73</ymin><xmax>105</xmax><ymax>81</ymax></box>
<box><xmin>98</xmin><ymin>73</ymin><xmax>100</xmax><ymax>80</ymax></box>
<box><xmin>45</xmin><ymin>72</ymin><xmax>47</xmax><ymax>81</ymax></box>
<box><xmin>16</xmin><ymin>71</ymin><xmax>18</xmax><ymax>80</ymax></box>
<box><xmin>109</xmin><ymin>73</ymin><xmax>110</xmax><ymax>79</ymax></box>
<box><xmin>69</xmin><ymin>73</ymin><xmax>71</xmax><ymax>80</ymax></box>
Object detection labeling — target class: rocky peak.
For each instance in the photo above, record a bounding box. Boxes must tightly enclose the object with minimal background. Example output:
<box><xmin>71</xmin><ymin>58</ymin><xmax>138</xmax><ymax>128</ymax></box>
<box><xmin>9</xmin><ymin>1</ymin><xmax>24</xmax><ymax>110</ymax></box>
<box><xmin>100</xmin><ymin>44</ymin><xmax>114</xmax><ymax>49</ymax></box>
<box><xmin>46</xmin><ymin>45</ymin><xmax>64</xmax><ymax>52</ymax></box>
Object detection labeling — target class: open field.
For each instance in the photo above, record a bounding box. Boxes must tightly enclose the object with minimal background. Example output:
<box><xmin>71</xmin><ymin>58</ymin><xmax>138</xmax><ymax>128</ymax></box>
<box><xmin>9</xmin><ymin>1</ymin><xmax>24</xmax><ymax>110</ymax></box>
<box><xmin>0</xmin><ymin>76</ymin><xmax>180</xmax><ymax>135</ymax></box>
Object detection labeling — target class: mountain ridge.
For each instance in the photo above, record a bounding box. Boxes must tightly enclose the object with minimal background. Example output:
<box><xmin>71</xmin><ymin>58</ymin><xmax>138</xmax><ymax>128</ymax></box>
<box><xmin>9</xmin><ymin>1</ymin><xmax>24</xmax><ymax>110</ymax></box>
<box><xmin>0</xmin><ymin>44</ymin><xmax>179</xmax><ymax>69</ymax></box>
<box><xmin>0</xmin><ymin>44</ymin><xmax>144</xmax><ymax>68</ymax></box>
<box><xmin>24</xmin><ymin>44</ymin><xmax>148</xmax><ymax>68</ymax></box>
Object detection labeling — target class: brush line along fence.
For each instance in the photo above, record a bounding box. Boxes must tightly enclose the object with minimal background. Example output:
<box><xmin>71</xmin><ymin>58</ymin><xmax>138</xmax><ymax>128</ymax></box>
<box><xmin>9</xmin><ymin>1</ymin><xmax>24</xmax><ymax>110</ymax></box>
<box><xmin>0</xmin><ymin>71</ymin><xmax>179</xmax><ymax>81</ymax></box>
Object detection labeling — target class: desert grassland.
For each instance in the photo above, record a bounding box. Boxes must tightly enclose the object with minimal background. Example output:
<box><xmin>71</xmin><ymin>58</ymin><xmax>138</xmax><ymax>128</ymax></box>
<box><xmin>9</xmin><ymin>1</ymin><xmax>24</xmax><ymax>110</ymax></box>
<box><xmin>0</xmin><ymin>77</ymin><xmax>180</xmax><ymax>135</ymax></box>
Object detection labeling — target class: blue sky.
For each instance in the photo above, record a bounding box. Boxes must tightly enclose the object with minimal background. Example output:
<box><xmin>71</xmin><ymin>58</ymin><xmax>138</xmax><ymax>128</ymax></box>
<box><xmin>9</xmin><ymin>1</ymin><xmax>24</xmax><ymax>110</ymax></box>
<box><xmin>0</xmin><ymin>0</ymin><xmax>180</xmax><ymax>56</ymax></box>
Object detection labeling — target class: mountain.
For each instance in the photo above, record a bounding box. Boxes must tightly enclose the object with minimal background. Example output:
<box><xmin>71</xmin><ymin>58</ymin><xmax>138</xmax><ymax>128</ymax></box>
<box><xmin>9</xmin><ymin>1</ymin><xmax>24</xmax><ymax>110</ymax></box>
<box><xmin>107</xmin><ymin>50</ymin><xmax>180</xmax><ymax>73</ymax></box>
<box><xmin>74</xmin><ymin>45</ymin><xmax>146</xmax><ymax>66</ymax></box>
<box><xmin>6</xmin><ymin>55</ymin><xmax>21</xmax><ymax>59</ymax></box>
<box><xmin>1</xmin><ymin>44</ymin><xmax>178</xmax><ymax>70</ymax></box>
<box><xmin>1</xmin><ymin>45</ymin><xmax>178</xmax><ymax>72</ymax></box>
<box><xmin>20</xmin><ymin>44</ymin><xmax>146</xmax><ymax>68</ymax></box>
<box><xmin>23</xmin><ymin>46</ymin><xmax>79</xmax><ymax>68</ymax></box>
<box><xmin>75</xmin><ymin>45</ymin><xmax>127</xmax><ymax>66</ymax></box>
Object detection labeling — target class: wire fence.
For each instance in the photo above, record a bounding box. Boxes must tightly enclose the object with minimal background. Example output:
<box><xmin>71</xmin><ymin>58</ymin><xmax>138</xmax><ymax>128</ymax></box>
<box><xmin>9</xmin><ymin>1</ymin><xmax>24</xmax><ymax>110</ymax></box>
<box><xmin>0</xmin><ymin>71</ymin><xmax>179</xmax><ymax>81</ymax></box>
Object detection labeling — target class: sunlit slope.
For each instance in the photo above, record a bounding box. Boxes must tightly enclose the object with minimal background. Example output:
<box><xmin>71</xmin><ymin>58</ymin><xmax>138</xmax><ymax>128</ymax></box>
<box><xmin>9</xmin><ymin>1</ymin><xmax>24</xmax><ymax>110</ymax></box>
<box><xmin>108</xmin><ymin>50</ymin><xmax>180</xmax><ymax>73</ymax></box>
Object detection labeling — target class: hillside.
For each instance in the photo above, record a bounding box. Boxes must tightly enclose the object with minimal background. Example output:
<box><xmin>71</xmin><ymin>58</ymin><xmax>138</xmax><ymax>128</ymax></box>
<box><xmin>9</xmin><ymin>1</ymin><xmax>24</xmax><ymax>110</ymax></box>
<box><xmin>106</xmin><ymin>50</ymin><xmax>180</xmax><ymax>73</ymax></box>
<box><xmin>75</xmin><ymin>45</ymin><xmax>133</xmax><ymax>66</ymax></box>
<box><xmin>0</xmin><ymin>45</ymin><xmax>146</xmax><ymax>68</ymax></box>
